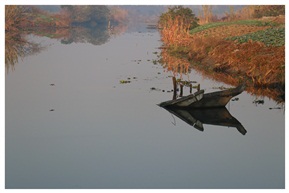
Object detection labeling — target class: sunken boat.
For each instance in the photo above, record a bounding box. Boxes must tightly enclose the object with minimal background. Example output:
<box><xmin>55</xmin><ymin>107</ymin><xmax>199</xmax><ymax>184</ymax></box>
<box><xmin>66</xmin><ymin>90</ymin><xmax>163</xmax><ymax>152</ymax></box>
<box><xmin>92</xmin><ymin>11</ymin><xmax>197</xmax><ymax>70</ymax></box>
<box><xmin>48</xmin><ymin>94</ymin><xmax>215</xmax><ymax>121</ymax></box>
<box><xmin>159</xmin><ymin>84</ymin><xmax>246</xmax><ymax>108</ymax></box>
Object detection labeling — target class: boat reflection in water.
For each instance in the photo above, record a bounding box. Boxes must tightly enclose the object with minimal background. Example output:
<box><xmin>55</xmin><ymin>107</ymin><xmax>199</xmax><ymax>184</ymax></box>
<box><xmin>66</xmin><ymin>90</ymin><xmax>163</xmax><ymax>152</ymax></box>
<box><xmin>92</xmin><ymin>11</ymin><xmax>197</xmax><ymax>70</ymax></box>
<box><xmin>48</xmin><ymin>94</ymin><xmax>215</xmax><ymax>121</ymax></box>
<box><xmin>158</xmin><ymin>77</ymin><xmax>246</xmax><ymax>135</ymax></box>
<box><xmin>159</xmin><ymin>106</ymin><xmax>247</xmax><ymax>135</ymax></box>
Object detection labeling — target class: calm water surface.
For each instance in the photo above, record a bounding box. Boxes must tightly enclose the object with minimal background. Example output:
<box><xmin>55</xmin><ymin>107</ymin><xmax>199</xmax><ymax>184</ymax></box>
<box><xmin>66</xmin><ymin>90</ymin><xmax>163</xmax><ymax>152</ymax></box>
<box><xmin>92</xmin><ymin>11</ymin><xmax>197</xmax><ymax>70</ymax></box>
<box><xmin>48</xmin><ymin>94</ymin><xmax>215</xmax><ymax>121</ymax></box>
<box><xmin>5</xmin><ymin>24</ymin><xmax>285</xmax><ymax>188</ymax></box>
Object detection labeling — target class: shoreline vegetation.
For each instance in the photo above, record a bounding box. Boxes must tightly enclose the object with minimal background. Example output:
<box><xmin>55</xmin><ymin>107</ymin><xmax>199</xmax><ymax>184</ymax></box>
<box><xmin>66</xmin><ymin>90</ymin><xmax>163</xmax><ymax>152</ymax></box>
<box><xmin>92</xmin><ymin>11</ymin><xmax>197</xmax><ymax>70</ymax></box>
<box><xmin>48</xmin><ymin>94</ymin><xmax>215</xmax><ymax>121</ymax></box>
<box><xmin>5</xmin><ymin>5</ymin><xmax>285</xmax><ymax>102</ymax></box>
<box><xmin>5</xmin><ymin>5</ymin><xmax>128</xmax><ymax>71</ymax></box>
<box><xmin>5</xmin><ymin>5</ymin><xmax>129</xmax><ymax>30</ymax></box>
<box><xmin>158</xmin><ymin>5</ymin><xmax>285</xmax><ymax>103</ymax></box>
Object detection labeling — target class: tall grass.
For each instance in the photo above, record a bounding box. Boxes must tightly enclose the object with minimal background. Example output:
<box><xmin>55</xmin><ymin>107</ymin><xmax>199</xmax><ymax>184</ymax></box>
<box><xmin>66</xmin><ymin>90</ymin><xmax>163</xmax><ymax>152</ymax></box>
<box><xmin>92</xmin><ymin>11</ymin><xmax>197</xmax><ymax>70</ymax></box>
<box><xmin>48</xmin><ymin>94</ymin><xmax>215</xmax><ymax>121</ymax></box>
<box><xmin>161</xmin><ymin>45</ymin><xmax>285</xmax><ymax>103</ymax></box>
<box><xmin>5</xmin><ymin>33</ymin><xmax>43</xmax><ymax>73</ymax></box>
<box><xmin>159</xmin><ymin>15</ymin><xmax>285</xmax><ymax>90</ymax></box>
<box><xmin>5</xmin><ymin>5</ymin><xmax>27</xmax><ymax>31</ymax></box>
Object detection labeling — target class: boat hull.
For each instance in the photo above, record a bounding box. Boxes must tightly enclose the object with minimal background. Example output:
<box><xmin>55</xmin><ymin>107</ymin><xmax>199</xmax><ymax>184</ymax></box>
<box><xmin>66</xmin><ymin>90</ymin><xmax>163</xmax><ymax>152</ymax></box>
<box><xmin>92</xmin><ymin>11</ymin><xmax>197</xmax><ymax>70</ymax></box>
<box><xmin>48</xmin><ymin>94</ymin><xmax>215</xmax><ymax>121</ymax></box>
<box><xmin>159</xmin><ymin>84</ymin><xmax>246</xmax><ymax>108</ymax></box>
<box><xmin>188</xmin><ymin>94</ymin><xmax>232</xmax><ymax>108</ymax></box>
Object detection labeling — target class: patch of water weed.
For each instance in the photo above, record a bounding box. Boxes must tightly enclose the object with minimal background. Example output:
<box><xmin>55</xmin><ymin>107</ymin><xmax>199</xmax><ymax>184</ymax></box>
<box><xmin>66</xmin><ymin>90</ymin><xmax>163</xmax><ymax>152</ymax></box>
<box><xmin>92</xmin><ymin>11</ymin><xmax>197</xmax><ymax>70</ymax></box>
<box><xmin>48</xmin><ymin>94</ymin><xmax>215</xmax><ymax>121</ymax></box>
<box><xmin>119</xmin><ymin>76</ymin><xmax>138</xmax><ymax>84</ymax></box>
<box><xmin>150</xmin><ymin>87</ymin><xmax>169</xmax><ymax>93</ymax></box>
<box><xmin>152</xmin><ymin>59</ymin><xmax>159</xmax><ymax>65</ymax></box>
<box><xmin>119</xmin><ymin>80</ymin><xmax>131</xmax><ymax>84</ymax></box>
<box><xmin>253</xmin><ymin>99</ymin><xmax>265</xmax><ymax>105</ymax></box>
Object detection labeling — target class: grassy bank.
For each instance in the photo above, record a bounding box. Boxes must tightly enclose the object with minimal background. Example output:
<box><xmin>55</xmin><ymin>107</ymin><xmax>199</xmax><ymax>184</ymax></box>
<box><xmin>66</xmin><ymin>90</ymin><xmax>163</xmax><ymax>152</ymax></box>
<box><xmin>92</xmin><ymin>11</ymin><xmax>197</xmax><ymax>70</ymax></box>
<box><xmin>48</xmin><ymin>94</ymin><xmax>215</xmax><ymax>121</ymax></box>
<box><xmin>190</xmin><ymin>19</ymin><xmax>278</xmax><ymax>34</ymax></box>
<box><xmin>160</xmin><ymin>16</ymin><xmax>285</xmax><ymax>90</ymax></box>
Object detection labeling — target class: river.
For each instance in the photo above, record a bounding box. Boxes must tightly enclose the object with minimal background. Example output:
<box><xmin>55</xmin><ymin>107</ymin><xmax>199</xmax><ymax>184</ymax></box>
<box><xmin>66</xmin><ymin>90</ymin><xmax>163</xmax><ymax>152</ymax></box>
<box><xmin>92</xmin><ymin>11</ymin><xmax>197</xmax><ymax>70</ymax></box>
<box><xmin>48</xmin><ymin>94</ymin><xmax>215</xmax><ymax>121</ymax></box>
<box><xmin>5</xmin><ymin>23</ymin><xmax>285</xmax><ymax>189</ymax></box>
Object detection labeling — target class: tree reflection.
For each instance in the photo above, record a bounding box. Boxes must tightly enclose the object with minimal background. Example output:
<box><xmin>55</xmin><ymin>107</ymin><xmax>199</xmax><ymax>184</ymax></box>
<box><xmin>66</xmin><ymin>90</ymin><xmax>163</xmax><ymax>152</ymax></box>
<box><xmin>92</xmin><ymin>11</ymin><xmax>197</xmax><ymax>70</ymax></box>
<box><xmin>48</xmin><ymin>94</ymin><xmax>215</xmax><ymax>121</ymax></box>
<box><xmin>5</xmin><ymin>23</ymin><xmax>128</xmax><ymax>72</ymax></box>
<box><xmin>60</xmin><ymin>24</ymin><xmax>127</xmax><ymax>45</ymax></box>
<box><xmin>60</xmin><ymin>25</ymin><xmax>110</xmax><ymax>45</ymax></box>
<box><xmin>26</xmin><ymin>23</ymin><xmax>128</xmax><ymax>46</ymax></box>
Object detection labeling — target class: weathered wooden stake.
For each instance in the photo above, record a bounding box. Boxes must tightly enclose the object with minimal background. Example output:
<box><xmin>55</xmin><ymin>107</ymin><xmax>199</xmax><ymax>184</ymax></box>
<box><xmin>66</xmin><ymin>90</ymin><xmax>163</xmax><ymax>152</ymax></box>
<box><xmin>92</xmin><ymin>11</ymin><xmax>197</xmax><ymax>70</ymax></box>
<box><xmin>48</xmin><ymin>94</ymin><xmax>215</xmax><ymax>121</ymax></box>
<box><xmin>172</xmin><ymin>77</ymin><xmax>177</xmax><ymax>90</ymax></box>
<box><xmin>172</xmin><ymin>77</ymin><xmax>177</xmax><ymax>100</ymax></box>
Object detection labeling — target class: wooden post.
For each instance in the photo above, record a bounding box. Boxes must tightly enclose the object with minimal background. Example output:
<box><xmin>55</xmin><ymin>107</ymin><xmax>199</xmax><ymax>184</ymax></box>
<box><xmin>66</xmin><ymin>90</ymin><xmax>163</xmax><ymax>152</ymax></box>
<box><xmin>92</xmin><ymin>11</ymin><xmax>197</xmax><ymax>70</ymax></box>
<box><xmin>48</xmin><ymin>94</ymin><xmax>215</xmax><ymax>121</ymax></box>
<box><xmin>172</xmin><ymin>77</ymin><xmax>177</xmax><ymax>100</ymax></box>
<box><xmin>172</xmin><ymin>77</ymin><xmax>177</xmax><ymax>91</ymax></box>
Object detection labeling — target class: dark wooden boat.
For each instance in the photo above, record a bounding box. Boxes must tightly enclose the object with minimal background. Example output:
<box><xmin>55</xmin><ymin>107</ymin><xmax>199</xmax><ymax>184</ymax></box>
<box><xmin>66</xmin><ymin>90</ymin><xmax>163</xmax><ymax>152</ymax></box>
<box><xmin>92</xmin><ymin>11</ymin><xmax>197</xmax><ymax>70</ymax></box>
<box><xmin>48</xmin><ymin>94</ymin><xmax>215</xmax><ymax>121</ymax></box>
<box><xmin>159</xmin><ymin>84</ymin><xmax>246</xmax><ymax>108</ymax></box>
<box><xmin>160</xmin><ymin>106</ymin><xmax>247</xmax><ymax>135</ymax></box>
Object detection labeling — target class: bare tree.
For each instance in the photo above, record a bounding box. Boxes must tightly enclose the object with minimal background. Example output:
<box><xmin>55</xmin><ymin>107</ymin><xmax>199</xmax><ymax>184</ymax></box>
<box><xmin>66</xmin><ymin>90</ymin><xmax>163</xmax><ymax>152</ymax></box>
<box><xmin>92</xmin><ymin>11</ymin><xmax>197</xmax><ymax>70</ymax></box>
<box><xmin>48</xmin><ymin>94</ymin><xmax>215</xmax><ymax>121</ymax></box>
<box><xmin>202</xmin><ymin>5</ymin><xmax>212</xmax><ymax>23</ymax></box>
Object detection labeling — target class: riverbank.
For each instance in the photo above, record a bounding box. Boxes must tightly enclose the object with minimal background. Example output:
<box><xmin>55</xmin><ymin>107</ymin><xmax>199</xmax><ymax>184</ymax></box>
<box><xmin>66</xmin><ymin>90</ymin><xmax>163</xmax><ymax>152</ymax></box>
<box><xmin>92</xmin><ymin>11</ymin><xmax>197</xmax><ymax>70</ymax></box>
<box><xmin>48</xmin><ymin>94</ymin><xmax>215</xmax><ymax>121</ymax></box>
<box><xmin>160</xmin><ymin>15</ymin><xmax>285</xmax><ymax>99</ymax></box>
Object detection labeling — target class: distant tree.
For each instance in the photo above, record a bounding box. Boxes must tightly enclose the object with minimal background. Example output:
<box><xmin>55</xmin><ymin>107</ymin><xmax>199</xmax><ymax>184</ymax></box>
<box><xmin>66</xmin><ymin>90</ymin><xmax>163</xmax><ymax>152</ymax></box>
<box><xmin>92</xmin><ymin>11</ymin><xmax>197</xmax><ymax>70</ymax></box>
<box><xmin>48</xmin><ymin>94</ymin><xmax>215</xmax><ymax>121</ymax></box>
<box><xmin>252</xmin><ymin>5</ymin><xmax>285</xmax><ymax>18</ymax></box>
<box><xmin>235</xmin><ymin>5</ymin><xmax>285</xmax><ymax>20</ymax></box>
<box><xmin>235</xmin><ymin>6</ymin><xmax>255</xmax><ymax>20</ymax></box>
<box><xmin>223</xmin><ymin>5</ymin><xmax>237</xmax><ymax>21</ymax></box>
<box><xmin>159</xmin><ymin>6</ymin><xmax>199</xmax><ymax>30</ymax></box>
<box><xmin>109</xmin><ymin>6</ymin><xmax>128</xmax><ymax>25</ymax></box>
<box><xmin>229</xmin><ymin>6</ymin><xmax>236</xmax><ymax>20</ymax></box>
<box><xmin>202</xmin><ymin>5</ymin><xmax>213</xmax><ymax>23</ymax></box>
<box><xmin>60</xmin><ymin>5</ymin><xmax>110</xmax><ymax>26</ymax></box>
<box><xmin>60</xmin><ymin>25</ymin><xmax>109</xmax><ymax>46</ymax></box>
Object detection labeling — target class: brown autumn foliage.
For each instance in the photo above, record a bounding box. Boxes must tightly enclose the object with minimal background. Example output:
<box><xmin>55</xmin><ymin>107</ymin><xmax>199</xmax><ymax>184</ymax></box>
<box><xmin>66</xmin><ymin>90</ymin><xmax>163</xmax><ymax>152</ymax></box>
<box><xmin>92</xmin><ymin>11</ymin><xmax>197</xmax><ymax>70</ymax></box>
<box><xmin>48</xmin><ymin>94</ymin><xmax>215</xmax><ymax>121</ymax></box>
<box><xmin>6</xmin><ymin>5</ymin><xmax>71</xmax><ymax>31</ymax></box>
<box><xmin>159</xmin><ymin>7</ymin><xmax>285</xmax><ymax>103</ymax></box>
<box><xmin>160</xmin><ymin>45</ymin><xmax>285</xmax><ymax>103</ymax></box>
<box><xmin>5</xmin><ymin>32</ymin><xmax>43</xmax><ymax>73</ymax></box>
<box><xmin>5</xmin><ymin>6</ymin><xmax>45</xmax><ymax>72</ymax></box>
<box><xmin>160</xmin><ymin>15</ymin><xmax>192</xmax><ymax>46</ymax></box>
<box><xmin>160</xmin><ymin>14</ymin><xmax>285</xmax><ymax>89</ymax></box>
<box><xmin>160</xmin><ymin>47</ymin><xmax>191</xmax><ymax>77</ymax></box>
<box><xmin>198</xmin><ymin>5</ymin><xmax>219</xmax><ymax>24</ymax></box>
<box><xmin>5</xmin><ymin>5</ymin><xmax>28</xmax><ymax>31</ymax></box>
<box><xmin>222</xmin><ymin>5</ymin><xmax>285</xmax><ymax>21</ymax></box>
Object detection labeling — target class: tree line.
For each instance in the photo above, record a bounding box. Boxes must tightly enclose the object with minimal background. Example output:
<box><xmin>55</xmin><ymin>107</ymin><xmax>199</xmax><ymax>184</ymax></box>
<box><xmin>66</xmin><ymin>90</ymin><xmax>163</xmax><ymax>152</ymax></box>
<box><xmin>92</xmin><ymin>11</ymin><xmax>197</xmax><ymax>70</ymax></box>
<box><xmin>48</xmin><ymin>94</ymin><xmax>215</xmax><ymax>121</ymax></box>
<box><xmin>159</xmin><ymin>5</ymin><xmax>285</xmax><ymax>28</ymax></box>
<box><xmin>5</xmin><ymin>5</ymin><xmax>128</xmax><ymax>31</ymax></box>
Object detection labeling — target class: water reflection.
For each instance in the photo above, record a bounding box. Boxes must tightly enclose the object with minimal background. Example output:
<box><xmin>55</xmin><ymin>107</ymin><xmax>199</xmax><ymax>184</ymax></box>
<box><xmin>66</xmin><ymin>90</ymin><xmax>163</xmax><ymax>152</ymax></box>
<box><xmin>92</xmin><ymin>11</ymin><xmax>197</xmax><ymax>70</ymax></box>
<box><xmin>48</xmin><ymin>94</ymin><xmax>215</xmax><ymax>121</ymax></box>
<box><xmin>60</xmin><ymin>26</ymin><xmax>110</xmax><ymax>45</ymax></box>
<box><xmin>159</xmin><ymin>47</ymin><xmax>285</xmax><ymax>104</ymax></box>
<box><xmin>5</xmin><ymin>23</ymin><xmax>128</xmax><ymax>72</ymax></box>
<box><xmin>160</xmin><ymin>77</ymin><xmax>245</xmax><ymax>109</ymax></box>
<box><xmin>59</xmin><ymin>24</ymin><xmax>127</xmax><ymax>45</ymax></box>
<box><xmin>5</xmin><ymin>22</ymin><xmax>284</xmax><ymax>189</ymax></box>
<box><xmin>159</xmin><ymin>76</ymin><xmax>247</xmax><ymax>135</ymax></box>
<box><xmin>5</xmin><ymin>32</ymin><xmax>43</xmax><ymax>73</ymax></box>
<box><xmin>160</xmin><ymin>106</ymin><xmax>246</xmax><ymax>135</ymax></box>
<box><xmin>159</xmin><ymin>47</ymin><xmax>191</xmax><ymax>78</ymax></box>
